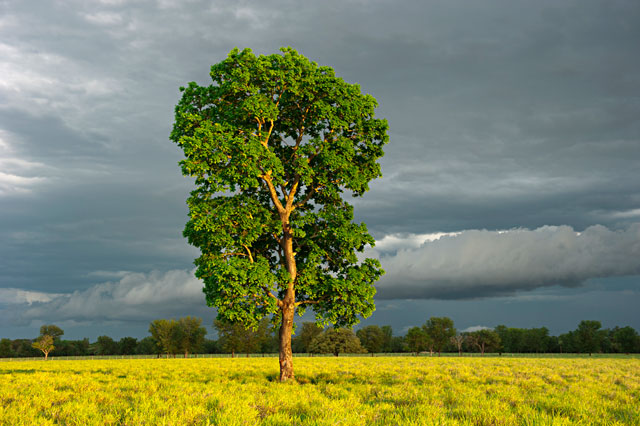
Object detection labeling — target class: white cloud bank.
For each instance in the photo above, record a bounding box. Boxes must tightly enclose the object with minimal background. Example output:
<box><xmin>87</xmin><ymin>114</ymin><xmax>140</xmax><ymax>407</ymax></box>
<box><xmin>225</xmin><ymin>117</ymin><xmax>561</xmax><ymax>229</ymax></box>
<box><xmin>18</xmin><ymin>269</ymin><xmax>205</xmax><ymax>323</ymax></box>
<box><xmin>371</xmin><ymin>223</ymin><xmax>640</xmax><ymax>300</ymax></box>
<box><xmin>8</xmin><ymin>224</ymin><xmax>640</xmax><ymax>325</ymax></box>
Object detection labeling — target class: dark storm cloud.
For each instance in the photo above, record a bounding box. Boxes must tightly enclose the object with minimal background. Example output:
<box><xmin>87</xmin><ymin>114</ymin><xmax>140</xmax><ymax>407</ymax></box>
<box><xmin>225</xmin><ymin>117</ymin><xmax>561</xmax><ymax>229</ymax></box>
<box><xmin>1</xmin><ymin>0</ymin><xmax>639</xmax><ymax>337</ymax></box>
<box><xmin>372</xmin><ymin>224</ymin><xmax>640</xmax><ymax>299</ymax></box>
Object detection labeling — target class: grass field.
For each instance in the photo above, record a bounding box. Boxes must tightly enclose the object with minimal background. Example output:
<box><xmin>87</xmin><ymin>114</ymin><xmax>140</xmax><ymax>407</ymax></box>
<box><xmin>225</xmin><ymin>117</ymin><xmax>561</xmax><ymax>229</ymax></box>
<box><xmin>1</xmin><ymin>356</ymin><xmax>638</xmax><ymax>425</ymax></box>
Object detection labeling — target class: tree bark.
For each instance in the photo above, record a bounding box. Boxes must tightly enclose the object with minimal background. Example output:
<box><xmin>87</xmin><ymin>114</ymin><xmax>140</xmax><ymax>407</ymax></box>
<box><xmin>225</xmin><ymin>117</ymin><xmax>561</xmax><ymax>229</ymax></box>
<box><xmin>279</xmin><ymin>301</ymin><xmax>295</xmax><ymax>381</ymax></box>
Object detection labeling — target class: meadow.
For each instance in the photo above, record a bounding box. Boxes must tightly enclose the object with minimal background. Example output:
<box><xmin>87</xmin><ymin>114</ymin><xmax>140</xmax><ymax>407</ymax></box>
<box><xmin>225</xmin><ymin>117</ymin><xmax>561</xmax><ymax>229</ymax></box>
<box><xmin>1</xmin><ymin>356</ymin><xmax>638</xmax><ymax>425</ymax></box>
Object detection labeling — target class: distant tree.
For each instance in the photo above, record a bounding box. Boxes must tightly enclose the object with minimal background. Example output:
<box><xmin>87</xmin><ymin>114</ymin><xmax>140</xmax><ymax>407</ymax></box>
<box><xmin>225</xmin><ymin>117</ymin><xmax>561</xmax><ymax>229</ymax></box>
<box><xmin>612</xmin><ymin>326</ymin><xmax>639</xmax><ymax>354</ymax></box>
<box><xmin>178</xmin><ymin>316</ymin><xmax>207</xmax><ymax>357</ymax></box>
<box><xmin>118</xmin><ymin>337</ymin><xmax>138</xmax><ymax>355</ymax></box>
<box><xmin>450</xmin><ymin>334</ymin><xmax>465</xmax><ymax>356</ymax></box>
<box><xmin>308</xmin><ymin>328</ymin><xmax>366</xmax><ymax>356</ymax></box>
<box><xmin>94</xmin><ymin>336</ymin><xmax>118</xmax><ymax>355</ymax></box>
<box><xmin>135</xmin><ymin>336</ymin><xmax>160</xmax><ymax>355</ymax></box>
<box><xmin>32</xmin><ymin>335</ymin><xmax>55</xmax><ymax>360</ymax></box>
<box><xmin>150</xmin><ymin>319</ymin><xmax>181</xmax><ymax>357</ymax></box>
<box><xmin>40</xmin><ymin>325</ymin><xmax>64</xmax><ymax>341</ymax></box>
<box><xmin>576</xmin><ymin>320</ymin><xmax>603</xmax><ymax>355</ymax></box>
<box><xmin>546</xmin><ymin>336</ymin><xmax>561</xmax><ymax>353</ymax></box>
<box><xmin>423</xmin><ymin>317</ymin><xmax>456</xmax><ymax>356</ymax></box>
<box><xmin>356</xmin><ymin>325</ymin><xmax>386</xmax><ymax>354</ymax></box>
<box><xmin>201</xmin><ymin>339</ymin><xmax>220</xmax><ymax>354</ymax></box>
<box><xmin>406</xmin><ymin>327</ymin><xmax>430</xmax><ymax>355</ymax></box>
<box><xmin>467</xmin><ymin>329</ymin><xmax>501</xmax><ymax>356</ymax></box>
<box><xmin>558</xmin><ymin>331</ymin><xmax>578</xmax><ymax>353</ymax></box>
<box><xmin>389</xmin><ymin>335</ymin><xmax>406</xmax><ymax>353</ymax></box>
<box><xmin>0</xmin><ymin>338</ymin><xmax>14</xmax><ymax>358</ymax></box>
<box><xmin>55</xmin><ymin>339</ymin><xmax>90</xmax><ymax>356</ymax></box>
<box><xmin>11</xmin><ymin>339</ymin><xmax>40</xmax><ymax>357</ymax></box>
<box><xmin>259</xmin><ymin>328</ymin><xmax>279</xmax><ymax>354</ymax></box>
<box><xmin>214</xmin><ymin>318</ymin><xmax>271</xmax><ymax>357</ymax></box>
<box><xmin>381</xmin><ymin>325</ymin><xmax>393</xmax><ymax>352</ymax></box>
<box><xmin>292</xmin><ymin>322</ymin><xmax>324</xmax><ymax>353</ymax></box>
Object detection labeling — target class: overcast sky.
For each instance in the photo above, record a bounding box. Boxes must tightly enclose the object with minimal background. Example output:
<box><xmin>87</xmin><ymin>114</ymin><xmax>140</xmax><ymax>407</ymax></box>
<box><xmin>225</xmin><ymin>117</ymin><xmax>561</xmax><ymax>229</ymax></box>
<box><xmin>1</xmin><ymin>0</ymin><xmax>639</xmax><ymax>340</ymax></box>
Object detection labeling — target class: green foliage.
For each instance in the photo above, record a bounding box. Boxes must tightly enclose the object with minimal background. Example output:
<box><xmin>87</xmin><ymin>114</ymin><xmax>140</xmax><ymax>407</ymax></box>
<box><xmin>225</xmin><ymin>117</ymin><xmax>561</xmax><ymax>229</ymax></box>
<box><xmin>0</xmin><ymin>338</ymin><xmax>14</xmax><ymax>358</ymax></box>
<box><xmin>118</xmin><ymin>337</ymin><xmax>138</xmax><ymax>356</ymax></box>
<box><xmin>292</xmin><ymin>322</ymin><xmax>324</xmax><ymax>353</ymax></box>
<box><xmin>201</xmin><ymin>339</ymin><xmax>220</xmax><ymax>354</ymax></box>
<box><xmin>32</xmin><ymin>335</ymin><xmax>55</xmax><ymax>359</ymax></box>
<box><xmin>356</xmin><ymin>325</ymin><xmax>386</xmax><ymax>353</ymax></box>
<box><xmin>39</xmin><ymin>325</ymin><xmax>64</xmax><ymax>341</ymax></box>
<box><xmin>406</xmin><ymin>326</ymin><xmax>431</xmax><ymax>354</ymax></box>
<box><xmin>178</xmin><ymin>316</ymin><xmax>207</xmax><ymax>357</ymax></box>
<box><xmin>423</xmin><ymin>317</ymin><xmax>456</xmax><ymax>355</ymax></box>
<box><xmin>149</xmin><ymin>319</ymin><xmax>181</xmax><ymax>357</ymax></box>
<box><xmin>495</xmin><ymin>325</ymin><xmax>551</xmax><ymax>353</ymax></box>
<box><xmin>577</xmin><ymin>320</ymin><xmax>603</xmax><ymax>355</ymax></box>
<box><xmin>214</xmin><ymin>317</ymin><xmax>272</xmax><ymax>355</ymax></box>
<box><xmin>135</xmin><ymin>336</ymin><xmax>159</xmax><ymax>355</ymax></box>
<box><xmin>466</xmin><ymin>329</ymin><xmax>501</xmax><ymax>355</ymax></box>
<box><xmin>94</xmin><ymin>336</ymin><xmax>118</xmax><ymax>355</ymax></box>
<box><xmin>612</xmin><ymin>326</ymin><xmax>640</xmax><ymax>353</ymax></box>
<box><xmin>380</xmin><ymin>325</ymin><xmax>394</xmax><ymax>352</ymax></box>
<box><xmin>308</xmin><ymin>328</ymin><xmax>366</xmax><ymax>356</ymax></box>
<box><xmin>170</xmin><ymin>47</ymin><xmax>388</xmax><ymax>333</ymax></box>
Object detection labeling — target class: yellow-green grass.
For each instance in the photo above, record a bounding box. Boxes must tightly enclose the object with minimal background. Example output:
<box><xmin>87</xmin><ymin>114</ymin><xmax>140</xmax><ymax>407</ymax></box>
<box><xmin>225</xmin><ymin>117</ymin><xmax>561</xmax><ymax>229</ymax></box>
<box><xmin>1</xmin><ymin>357</ymin><xmax>638</xmax><ymax>425</ymax></box>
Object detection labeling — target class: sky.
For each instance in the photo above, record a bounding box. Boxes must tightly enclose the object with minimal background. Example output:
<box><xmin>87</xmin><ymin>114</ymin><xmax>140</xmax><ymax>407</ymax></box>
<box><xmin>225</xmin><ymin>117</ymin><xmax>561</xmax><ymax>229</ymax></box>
<box><xmin>1</xmin><ymin>0</ymin><xmax>639</xmax><ymax>340</ymax></box>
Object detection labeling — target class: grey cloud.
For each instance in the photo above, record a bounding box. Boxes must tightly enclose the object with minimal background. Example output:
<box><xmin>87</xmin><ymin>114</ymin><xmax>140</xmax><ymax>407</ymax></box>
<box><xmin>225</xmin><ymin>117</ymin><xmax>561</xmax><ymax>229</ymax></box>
<box><xmin>373</xmin><ymin>224</ymin><xmax>640</xmax><ymax>299</ymax></box>
<box><xmin>1</xmin><ymin>0</ymin><xmax>639</xmax><ymax>336</ymax></box>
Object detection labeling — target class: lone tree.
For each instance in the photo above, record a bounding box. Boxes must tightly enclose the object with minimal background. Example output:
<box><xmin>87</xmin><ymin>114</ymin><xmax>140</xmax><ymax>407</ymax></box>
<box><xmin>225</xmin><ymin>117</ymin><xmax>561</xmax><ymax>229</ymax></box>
<box><xmin>32</xmin><ymin>335</ymin><xmax>55</xmax><ymax>360</ymax></box>
<box><xmin>171</xmin><ymin>47</ymin><xmax>388</xmax><ymax>381</ymax></box>
<box><xmin>423</xmin><ymin>316</ymin><xmax>456</xmax><ymax>356</ymax></box>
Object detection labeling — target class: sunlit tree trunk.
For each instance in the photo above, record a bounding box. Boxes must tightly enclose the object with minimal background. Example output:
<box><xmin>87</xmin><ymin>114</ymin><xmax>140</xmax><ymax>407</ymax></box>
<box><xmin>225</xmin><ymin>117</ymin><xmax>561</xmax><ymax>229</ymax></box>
<box><xmin>279</xmin><ymin>301</ymin><xmax>295</xmax><ymax>381</ymax></box>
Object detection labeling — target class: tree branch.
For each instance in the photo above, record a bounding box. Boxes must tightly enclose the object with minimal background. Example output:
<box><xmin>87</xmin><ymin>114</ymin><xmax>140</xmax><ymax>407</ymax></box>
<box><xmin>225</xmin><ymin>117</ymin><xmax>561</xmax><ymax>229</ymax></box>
<box><xmin>260</xmin><ymin>172</ymin><xmax>285</xmax><ymax>214</ymax></box>
<box><xmin>242</xmin><ymin>245</ymin><xmax>254</xmax><ymax>263</ymax></box>
<box><xmin>294</xmin><ymin>300</ymin><xmax>319</xmax><ymax>307</ymax></box>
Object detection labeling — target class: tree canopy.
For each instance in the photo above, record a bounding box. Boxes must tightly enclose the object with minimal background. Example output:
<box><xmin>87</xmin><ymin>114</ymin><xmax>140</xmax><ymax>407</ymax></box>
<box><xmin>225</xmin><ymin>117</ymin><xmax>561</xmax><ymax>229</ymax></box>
<box><xmin>171</xmin><ymin>47</ymin><xmax>388</xmax><ymax>380</ymax></box>
<box><xmin>423</xmin><ymin>317</ymin><xmax>456</xmax><ymax>356</ymax></box>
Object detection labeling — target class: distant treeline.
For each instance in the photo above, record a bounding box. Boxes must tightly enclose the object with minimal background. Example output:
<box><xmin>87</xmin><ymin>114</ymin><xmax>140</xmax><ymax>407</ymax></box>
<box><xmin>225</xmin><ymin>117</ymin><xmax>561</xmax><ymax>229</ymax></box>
<box><xmin>2</xmin><ymin>318</ymin><xmax>639</xmax><ymax>359</ymax></box>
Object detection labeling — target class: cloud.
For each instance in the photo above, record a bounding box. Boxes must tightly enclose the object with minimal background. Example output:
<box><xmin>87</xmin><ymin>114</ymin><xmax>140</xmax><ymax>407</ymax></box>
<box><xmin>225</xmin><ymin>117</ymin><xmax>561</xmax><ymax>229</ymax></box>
<box><xmin>372</xmin><ymin>223</ymin><xmax>640</xmax><ymax>300</ymax></box>
<box><xmin>18</xmin><ymin>269</ymin><xmax>207</xmax><ymax>323</ymax></box>
<box><xmin>0</xmin><ymin>288</ymin><xmax>63</xmax><ymax>305</ymax></box>
<box><xmin>461</xmin><ymin>325</ymin><xmax>491</xmax><ymax>333</ymax></box>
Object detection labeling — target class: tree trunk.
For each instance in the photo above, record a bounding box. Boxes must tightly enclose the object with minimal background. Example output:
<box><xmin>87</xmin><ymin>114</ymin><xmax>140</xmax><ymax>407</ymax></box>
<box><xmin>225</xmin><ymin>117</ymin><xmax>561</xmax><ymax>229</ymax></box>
<box><xmin>278</xmin><ymin>302</ymin><xmax>295</xmax><ymax>381</ymax></box>
<box><xmin>278</xmin><ymin>217</ymin><xmax>297</xmax><ymax>382</ymax></box>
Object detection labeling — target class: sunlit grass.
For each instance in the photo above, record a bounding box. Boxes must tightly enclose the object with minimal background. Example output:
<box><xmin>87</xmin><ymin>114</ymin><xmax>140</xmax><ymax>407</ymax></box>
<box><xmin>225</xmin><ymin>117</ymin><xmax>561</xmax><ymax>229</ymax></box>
<box><xmin>1</xmin><ymin>357</ymin><xmax>638</xmax><ymax>425</ymax></box>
